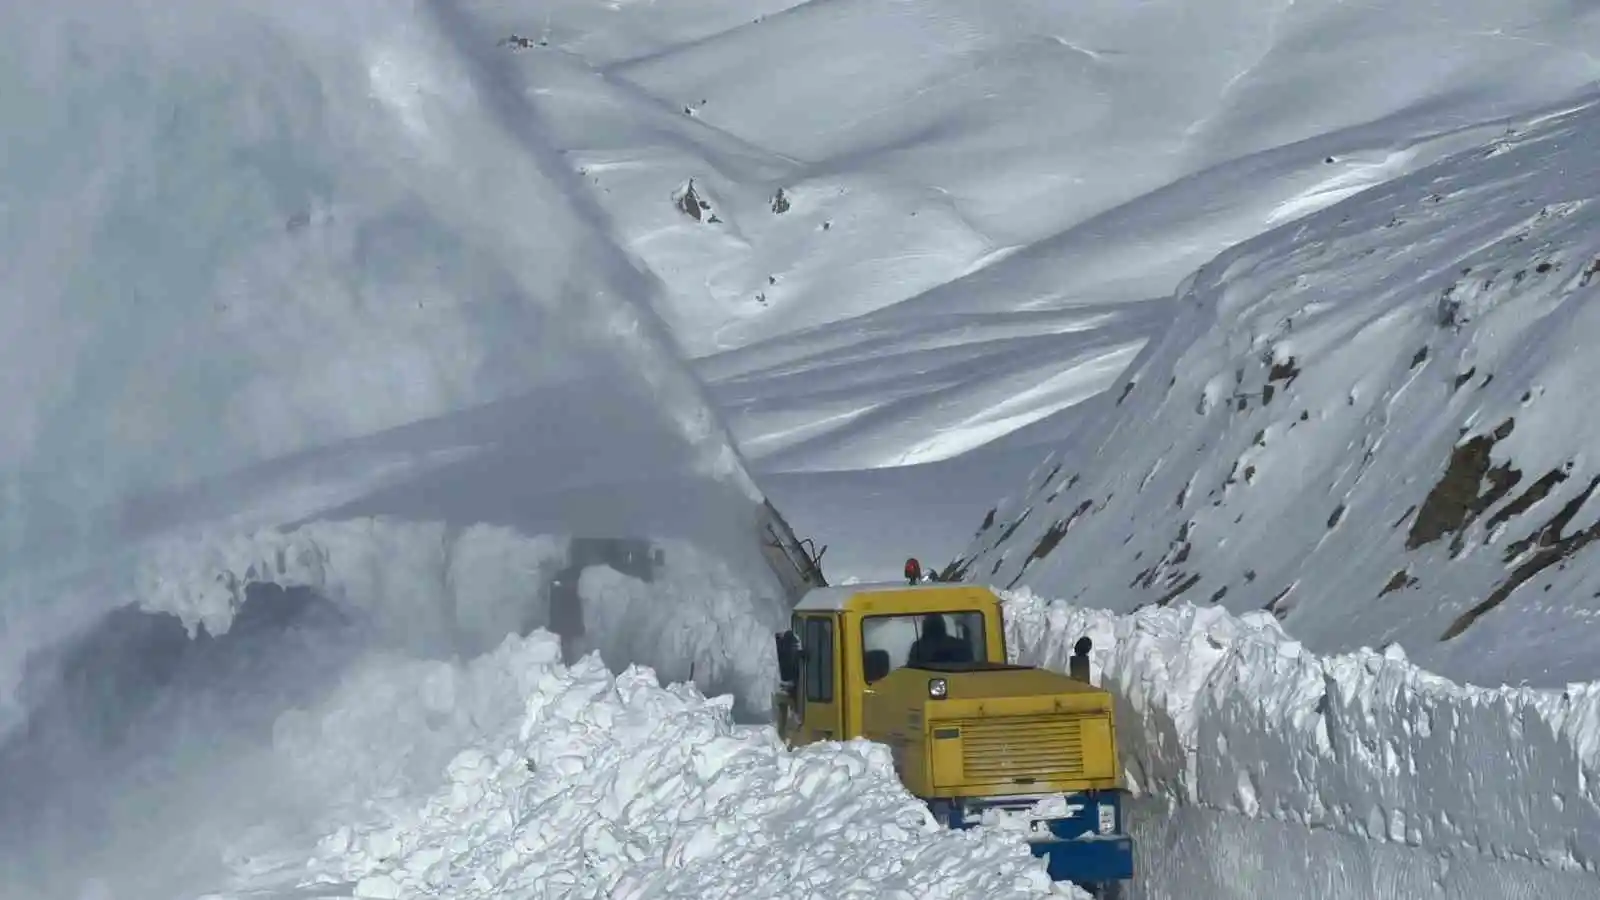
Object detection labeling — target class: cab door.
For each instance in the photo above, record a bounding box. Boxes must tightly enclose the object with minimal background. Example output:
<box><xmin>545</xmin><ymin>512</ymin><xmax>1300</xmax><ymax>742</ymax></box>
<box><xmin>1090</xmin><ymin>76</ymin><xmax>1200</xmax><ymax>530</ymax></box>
<box><xmin>797</xmin><ymin>613</ymin><xmax>842</xmax><ymax>744</ymax></box>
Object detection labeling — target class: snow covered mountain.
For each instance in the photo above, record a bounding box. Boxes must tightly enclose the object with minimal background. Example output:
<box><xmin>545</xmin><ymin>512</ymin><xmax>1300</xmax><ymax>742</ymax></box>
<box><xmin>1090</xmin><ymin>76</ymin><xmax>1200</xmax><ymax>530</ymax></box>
<box><xmin>955</xmin><ymin>92</ymin><xmax>1600</xmax><ymax>689</ymax></box>
<box><xmin>446</xmin><ymin>0</ymin><xmax>1600</xmax><ymax>579</ymax></box>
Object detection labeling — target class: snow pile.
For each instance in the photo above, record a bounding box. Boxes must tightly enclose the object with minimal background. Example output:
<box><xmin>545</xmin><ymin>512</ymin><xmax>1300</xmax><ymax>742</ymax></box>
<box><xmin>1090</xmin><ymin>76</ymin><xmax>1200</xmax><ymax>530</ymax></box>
<box><xmin>1000</xmin><ymin>588</ymin><xmax>1600</xmax><ymax>886</ymax></box>
<box><xmin>235</xmin><ymin>632</ymin><xmax>569</xmax><ymax>880</ymax></box>
<box><xmin>282</xmin><ymin>630</ymin><xmax>1081</xmax><ymax>900</ymax></box>
<box><xmin>959</xmin><ymin>94</ymin><xmax>1600</xmax><ymax>685</ymax></box>
<box><xmin>266</xmin><ymin>645</ymin><xmax>543</xmax><ymax>829</ymax></box>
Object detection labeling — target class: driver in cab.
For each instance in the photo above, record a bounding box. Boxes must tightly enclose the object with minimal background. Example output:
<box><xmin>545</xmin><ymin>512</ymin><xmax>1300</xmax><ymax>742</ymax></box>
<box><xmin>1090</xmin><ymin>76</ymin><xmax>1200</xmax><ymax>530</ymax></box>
<box><xmin>908</xmin><ymin>614</ymin><xmax>971</xmax><ymax>665</ymax></box>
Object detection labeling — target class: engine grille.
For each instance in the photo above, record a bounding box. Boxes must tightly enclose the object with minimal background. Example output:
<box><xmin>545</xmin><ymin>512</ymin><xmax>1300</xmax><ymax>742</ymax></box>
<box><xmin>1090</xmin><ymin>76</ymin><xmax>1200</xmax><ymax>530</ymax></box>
<box><xmin>958</xmin><ymin>716</ymin><xmax>1085</xmax><ymax>783</ymax></box>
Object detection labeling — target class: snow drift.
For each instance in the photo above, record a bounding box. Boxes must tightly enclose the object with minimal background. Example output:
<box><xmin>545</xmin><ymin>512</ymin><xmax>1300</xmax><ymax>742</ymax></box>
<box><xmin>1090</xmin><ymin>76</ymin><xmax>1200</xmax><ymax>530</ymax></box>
<box><xmin>959</xmin><ymin>92</ymin><xmax>1600</xmax><ymax>687</ymax></box>
<box><xmin>224</xmin><ymin>630</ymin><xmax>1084</xmax><ymax>900</ymax></box>
<box><xmin>1002</xmin><ymin>588</ymin><xmax>1600</xmax><ymax>898</ymax></box>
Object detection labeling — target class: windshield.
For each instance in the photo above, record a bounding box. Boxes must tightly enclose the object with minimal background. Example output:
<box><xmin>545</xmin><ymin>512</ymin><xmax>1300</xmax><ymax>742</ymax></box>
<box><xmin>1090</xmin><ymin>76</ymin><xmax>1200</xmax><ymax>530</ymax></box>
<box><xmin>861</xmin><ymin>611</ymin><xmax>986</xmax><ymax>682</ymax></box>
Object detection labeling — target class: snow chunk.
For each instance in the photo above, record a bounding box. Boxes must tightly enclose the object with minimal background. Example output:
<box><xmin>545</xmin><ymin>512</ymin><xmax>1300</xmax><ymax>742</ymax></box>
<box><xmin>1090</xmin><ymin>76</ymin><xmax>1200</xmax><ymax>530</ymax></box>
<box><xmin>294</xmin><ymin>630</ymin><xmax>1084</xmax><ymax>899</ymax></box>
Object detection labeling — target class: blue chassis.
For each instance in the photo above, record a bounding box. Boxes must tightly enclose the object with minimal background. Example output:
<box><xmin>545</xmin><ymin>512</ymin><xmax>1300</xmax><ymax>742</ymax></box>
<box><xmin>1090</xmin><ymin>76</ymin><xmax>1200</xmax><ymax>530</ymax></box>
<box><xmin>935</xmin><ymin>789</ymin><xmax>1134</xmax><ymax>886</ymax></box>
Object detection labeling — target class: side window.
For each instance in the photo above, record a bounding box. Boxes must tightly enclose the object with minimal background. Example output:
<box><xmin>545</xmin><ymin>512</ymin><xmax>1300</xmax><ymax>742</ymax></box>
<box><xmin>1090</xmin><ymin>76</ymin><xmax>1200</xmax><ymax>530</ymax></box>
<box><xmin>804</xmin><ymin>617</ymin><xmax>834</xmax><ymax>702</ymax></box>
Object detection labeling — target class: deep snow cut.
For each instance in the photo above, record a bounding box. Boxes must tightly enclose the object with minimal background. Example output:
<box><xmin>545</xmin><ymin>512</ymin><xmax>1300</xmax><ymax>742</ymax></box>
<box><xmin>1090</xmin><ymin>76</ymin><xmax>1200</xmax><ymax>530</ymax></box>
<box><xmin>2</xmin><ymin>526</ymin><xmax>796</xmax><ymax>899</ymax></box>
<box><xmin>1001</xmin><ymin>588</ymin><xmax>1600</xmax><ymax>897</ymax></box>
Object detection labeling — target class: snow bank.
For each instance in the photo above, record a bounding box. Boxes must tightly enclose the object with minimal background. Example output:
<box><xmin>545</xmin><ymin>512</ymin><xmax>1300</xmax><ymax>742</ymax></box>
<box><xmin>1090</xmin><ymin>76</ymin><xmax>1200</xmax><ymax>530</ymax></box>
<box><xmin>1000</xmin><ymin>588</ymin><xmax>1600</xmax><ymax>878</ymax></box>
<box><xmin>279</xmin><ymin>630</ymin><xmax>1082</xmax><ymax>900</ymax></box>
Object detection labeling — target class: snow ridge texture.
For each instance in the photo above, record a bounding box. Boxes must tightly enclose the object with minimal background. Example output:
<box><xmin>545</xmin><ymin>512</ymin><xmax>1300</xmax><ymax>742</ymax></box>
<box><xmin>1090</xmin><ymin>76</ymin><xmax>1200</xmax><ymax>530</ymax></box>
<box><xmin>1000</xmin><ymin>588</ymin><xmax>1600</xmax><ymax>877</ymax></box>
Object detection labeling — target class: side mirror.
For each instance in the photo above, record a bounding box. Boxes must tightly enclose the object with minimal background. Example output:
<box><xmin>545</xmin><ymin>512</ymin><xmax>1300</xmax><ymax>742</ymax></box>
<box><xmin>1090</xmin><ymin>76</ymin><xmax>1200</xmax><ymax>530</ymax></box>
<box><xmin>775</xmin><ymin>630</ymin><xmax>801</xmax><ymax>685</ymax></box>
<box><xmin>1069</xmin><ymin>636</ymin><xmax>1092</xmax><ymax>682</ymax></box>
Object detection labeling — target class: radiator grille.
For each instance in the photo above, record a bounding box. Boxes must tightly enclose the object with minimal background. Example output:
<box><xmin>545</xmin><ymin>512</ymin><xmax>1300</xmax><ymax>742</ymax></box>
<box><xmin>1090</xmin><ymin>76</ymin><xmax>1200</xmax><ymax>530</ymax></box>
<box><xmin>958</xmin><ymin>717</ymin><xmax>1085</xmax><ymax>783</ymax></box>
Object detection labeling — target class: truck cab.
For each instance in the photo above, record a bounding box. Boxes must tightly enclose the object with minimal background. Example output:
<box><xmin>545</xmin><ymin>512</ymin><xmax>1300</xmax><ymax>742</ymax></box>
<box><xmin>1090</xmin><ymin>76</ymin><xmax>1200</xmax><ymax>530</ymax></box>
<box><xmin>772</xmin><ymin>582</ymin><xmax>1133</xmax><ymax>897</ymax></box>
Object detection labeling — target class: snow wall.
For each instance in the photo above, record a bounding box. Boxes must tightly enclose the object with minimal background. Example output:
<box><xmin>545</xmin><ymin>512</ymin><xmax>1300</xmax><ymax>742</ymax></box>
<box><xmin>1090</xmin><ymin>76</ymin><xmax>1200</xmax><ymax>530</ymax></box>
<box><xmin>1000</xmin><ymin>588</ymin><xmax>1600</xmax><ymax>898</ymax></box>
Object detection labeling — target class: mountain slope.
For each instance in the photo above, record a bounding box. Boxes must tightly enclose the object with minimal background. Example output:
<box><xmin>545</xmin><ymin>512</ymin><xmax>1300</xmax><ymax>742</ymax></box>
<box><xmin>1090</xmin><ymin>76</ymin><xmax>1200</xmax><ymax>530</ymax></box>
<box><xmin>459</xmin><ymin>0</ymin><xmax>1600</xmax><ymax>578</ymax></box>
<box><xmin>956</xmin><ymin>93</ymin><xmax>1600</xmax><ymax>687</ymax></box>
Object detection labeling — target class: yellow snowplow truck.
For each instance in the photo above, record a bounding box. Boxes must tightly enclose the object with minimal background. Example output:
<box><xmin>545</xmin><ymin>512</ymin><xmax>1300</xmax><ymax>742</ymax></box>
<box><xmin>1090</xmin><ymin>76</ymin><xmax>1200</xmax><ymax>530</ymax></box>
<box><xmin>772</xmin><ymin>583</ymin><xmax>1133</xmax><ymax>898</ymax></box>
